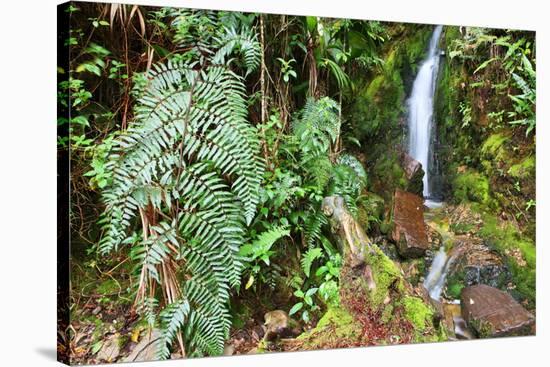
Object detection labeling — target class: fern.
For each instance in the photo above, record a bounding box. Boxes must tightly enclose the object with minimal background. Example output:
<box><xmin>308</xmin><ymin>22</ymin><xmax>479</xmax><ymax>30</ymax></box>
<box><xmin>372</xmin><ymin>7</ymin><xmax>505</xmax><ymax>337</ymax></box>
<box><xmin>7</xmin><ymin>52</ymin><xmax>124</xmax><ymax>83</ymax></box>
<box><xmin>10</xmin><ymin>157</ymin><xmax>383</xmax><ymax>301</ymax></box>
<box><xmin>293</xmin><ymin>97</ymin><xmax>341</xmax><ymax>164</ymax></box>
<box><xmin>239</xmin><ymin>226</ymin><xmax>291</xmax><ymax>261</ymax></box>
<box><xmin>328</xmin><ymin>154</ymin><xmax>368</xmax><ymax>215</ymax></box>
<box><xmin>304</xmin><ymin>209</ymin><xmax>328</xmax><ymax>248</ymax></box>
<box><xmin>96</xmin><ymin>20</ymin><xmax>262</xmax><ymax>357</ymax></box>
<box><xmin>301</xmin><ymin>248</ymin><xmax>324</xmax><ymax>277</ymax></box>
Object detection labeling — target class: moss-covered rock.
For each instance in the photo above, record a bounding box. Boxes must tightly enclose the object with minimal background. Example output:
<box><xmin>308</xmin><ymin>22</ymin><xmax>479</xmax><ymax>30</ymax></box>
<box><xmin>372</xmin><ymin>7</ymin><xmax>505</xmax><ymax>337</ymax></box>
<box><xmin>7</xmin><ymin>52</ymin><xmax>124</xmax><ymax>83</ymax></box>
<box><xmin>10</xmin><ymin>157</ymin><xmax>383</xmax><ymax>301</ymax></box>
<box><xmin>295</xmin><ymin>306</ymin><xmax>362</xmax><ymax>349</ymax></box>
<box><xmin>402</xmin><ymin>296</ymin><xmax>433</xmax><ymax>333</ymax></box>
<box><xmin>478</xmin><ymin>211</ymin><xmax>536</xmax><ymax>308</ymax></box>
<box><xmin>508</xmin><ymin>156</ymin><xmax>535</xmax><ymax>179</ymax></box>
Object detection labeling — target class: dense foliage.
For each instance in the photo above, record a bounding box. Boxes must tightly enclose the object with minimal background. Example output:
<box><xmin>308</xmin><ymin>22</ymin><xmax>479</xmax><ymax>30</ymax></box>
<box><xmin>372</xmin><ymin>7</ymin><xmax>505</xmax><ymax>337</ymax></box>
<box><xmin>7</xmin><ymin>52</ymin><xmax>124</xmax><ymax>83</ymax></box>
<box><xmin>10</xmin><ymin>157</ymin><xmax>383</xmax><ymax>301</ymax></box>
<box><xmin>59</xmin><ymin>3</ymin><xmax>535</xmax><ymax>363</ymax></box>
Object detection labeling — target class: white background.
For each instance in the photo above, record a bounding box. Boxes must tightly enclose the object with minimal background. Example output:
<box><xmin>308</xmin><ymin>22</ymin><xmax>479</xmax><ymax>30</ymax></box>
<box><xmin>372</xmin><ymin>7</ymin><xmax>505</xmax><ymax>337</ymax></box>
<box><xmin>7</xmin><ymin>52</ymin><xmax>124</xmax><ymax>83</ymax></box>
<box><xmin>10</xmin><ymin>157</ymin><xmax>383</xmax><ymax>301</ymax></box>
<box><xmin>0</xmin><ymin>0</ymin><xmax>547</xmax><ymax>366</ymax></box>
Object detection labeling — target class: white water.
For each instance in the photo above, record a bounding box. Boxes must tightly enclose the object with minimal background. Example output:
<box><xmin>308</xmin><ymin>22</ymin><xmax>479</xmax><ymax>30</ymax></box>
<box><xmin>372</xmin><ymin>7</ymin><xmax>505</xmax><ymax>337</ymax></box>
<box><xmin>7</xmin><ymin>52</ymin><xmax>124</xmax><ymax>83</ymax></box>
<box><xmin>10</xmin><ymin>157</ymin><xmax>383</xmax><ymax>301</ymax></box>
<box><xmin>407</xmin><ymin>25</ymin><xmax>443</xmax><ymax>199</ymax></box>
<box><xmin>423</xmin><ymin>246</ymin><xmax>451</xmax><ymax>300</ymax></box>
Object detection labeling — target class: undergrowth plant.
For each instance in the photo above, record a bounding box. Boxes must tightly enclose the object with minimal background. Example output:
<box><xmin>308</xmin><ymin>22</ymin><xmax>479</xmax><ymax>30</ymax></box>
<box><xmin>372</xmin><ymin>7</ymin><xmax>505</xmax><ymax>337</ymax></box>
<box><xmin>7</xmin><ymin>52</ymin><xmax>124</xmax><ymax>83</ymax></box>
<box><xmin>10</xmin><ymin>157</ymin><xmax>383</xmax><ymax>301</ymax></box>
<box><xmin>95</xmin><ymin>10</ymin><xmax>263</xmax><ymax>358</ymax></box>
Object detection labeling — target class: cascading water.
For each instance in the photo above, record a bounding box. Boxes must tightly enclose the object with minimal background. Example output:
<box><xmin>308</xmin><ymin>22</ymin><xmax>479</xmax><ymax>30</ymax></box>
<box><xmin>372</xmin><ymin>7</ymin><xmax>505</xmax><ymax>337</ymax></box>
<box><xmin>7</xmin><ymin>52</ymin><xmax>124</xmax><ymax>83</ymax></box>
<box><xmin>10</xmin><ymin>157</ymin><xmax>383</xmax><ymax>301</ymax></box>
<box><xmin>408</xmin><ymin>25</ymin><xmax>453</xmax><ymax>300</ymax></box>
<box><xmin>407</xmin><ymin>25</ymin><xmax>443</xmax><ymax>204</ymax></box>
<box><xmin>423</xmin><ymin>246</ymin><xmax>451</xmax><ymax>300</ymax></box>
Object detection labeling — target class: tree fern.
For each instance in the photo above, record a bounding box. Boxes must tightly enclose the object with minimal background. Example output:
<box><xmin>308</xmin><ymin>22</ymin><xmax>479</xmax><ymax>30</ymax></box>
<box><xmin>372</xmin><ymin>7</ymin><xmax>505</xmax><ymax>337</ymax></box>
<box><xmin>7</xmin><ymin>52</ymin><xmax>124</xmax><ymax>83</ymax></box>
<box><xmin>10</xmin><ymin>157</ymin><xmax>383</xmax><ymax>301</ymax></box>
<box><xmin>96</xmin><ymin>18</ymin><xmax>262</xmax><ymax>358</ymax></box>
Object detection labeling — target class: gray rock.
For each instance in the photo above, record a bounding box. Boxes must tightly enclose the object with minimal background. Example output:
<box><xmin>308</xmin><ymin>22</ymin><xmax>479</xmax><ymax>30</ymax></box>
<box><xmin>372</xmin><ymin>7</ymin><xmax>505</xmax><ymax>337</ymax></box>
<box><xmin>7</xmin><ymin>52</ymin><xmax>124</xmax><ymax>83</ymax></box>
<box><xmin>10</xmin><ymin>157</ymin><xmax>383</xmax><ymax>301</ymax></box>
<box><xmin>123</xmin><ymin>328</ymin><xmax>162</xmax><ymax>362</ymax></box>
<box><xmin>97</xmin><ymin>334</ymin><xmax>121</xmax><ymax>363</ymax></box>
<box><xmin>447</xmin><ymin>237</ymin><xmax>510</xmax><ymax>291</ymax></box>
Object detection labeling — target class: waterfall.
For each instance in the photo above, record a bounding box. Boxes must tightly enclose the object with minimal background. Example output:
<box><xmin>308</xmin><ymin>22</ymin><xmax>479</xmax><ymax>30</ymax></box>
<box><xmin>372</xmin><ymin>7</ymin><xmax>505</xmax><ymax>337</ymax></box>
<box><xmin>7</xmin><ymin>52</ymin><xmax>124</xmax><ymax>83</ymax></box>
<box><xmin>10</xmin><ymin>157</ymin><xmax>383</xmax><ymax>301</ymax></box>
<box><xmin>407</xmin><ymin>25</ymin><xmax>443</xmax><ymax>201</ymax></box>
<box><xmin>423</xmin><ymin>246</ymin><xmax>452</xmax><ymax>300</ymax></box>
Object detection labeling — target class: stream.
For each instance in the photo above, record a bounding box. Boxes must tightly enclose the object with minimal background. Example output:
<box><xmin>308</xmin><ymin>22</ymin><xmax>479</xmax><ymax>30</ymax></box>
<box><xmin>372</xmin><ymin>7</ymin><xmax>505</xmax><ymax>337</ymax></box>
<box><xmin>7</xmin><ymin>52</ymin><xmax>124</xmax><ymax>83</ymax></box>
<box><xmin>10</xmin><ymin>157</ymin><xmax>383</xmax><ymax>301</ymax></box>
<box><xmin>407</xmin><ymin>24</ymin><xmax>450</xmax><ymax>300</ymax></box>
<box><xmin>407</xmin><ymin>25</ymin><xmax>472</xmax><ymax>339</ymax></box>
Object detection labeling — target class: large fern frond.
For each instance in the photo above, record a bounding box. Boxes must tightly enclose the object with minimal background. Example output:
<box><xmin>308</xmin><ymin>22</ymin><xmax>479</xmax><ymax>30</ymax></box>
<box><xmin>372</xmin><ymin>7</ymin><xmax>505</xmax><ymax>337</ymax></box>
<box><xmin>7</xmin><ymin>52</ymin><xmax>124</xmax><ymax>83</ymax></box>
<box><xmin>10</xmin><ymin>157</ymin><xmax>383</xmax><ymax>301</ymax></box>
<box><xmin>97</xmin><ymin>21</ymin><xmax>262</xmax><ymax>358</ymax></box>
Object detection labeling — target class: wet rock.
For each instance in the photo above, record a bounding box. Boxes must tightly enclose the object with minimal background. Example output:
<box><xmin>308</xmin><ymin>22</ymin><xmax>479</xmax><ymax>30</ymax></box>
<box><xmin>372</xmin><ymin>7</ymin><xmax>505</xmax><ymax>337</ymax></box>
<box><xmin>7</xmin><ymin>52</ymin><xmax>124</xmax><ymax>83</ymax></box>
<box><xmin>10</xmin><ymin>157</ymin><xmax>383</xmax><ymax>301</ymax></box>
<box><xmin>97</xmin><ymin>334</ymin><xmax>121</xmax><ymax>363</ymax></box>
<box><xmin>123</xmin><ymin>328</ymin><xmax>162</xmax><ymax>362</ymax></box>
<box><xmin>375</xmin><ymin>236</ymin><xmax>399</xmax><ymax>260</ymax></box>
<box><xmin>447</xmin><ymin>237</ymin><xmax>510</xmax><ymax>291</ymax></box>
<box><xmin>391</xmin><ymin>189</ymin><xmax>429</xmax><ymax>258</ymax></box>
<box><xmin>461</xmin><ymin>284</ymin><xmax>535</xmax><ymax>337</ymax></box>
<box><xmin>426</xmin><ymin>225</ymin><xmax>443</xmax><ymax>249</ymax></box>
<box><xmin>400</xmin><ymin>152</ymin><xmax>424</xmax><ymax>196</ymax></box>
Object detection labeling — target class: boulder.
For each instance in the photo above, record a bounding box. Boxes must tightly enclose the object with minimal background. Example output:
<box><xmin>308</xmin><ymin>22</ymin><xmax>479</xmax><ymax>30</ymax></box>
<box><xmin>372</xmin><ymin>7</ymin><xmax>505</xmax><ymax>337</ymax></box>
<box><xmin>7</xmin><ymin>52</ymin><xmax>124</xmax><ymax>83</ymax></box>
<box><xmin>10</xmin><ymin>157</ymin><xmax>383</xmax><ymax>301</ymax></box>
<box><xmin>263</xmin><ymin>310</ymin><xmax>300</xmax><ymax>341</ymax></box>
<box><xmin>461</xmin><ymin>284</ymin><xmax>535</xmax><ymax>337</ymax></box>
<box><xmin>123</xmin><ymin>328</ymin><xmax>162</xmax><ymax>362</ymax></box>
<box><xmin>391</xmin><ymin>189</ymin><xmax>429</xmax><ymax>258</ymax></box>
<box><xmin>97</xmin><ymin>334</ymin><xmax>121</xmax><ymax>363</ymax></box>
<box><xmin>400</xmin><ymin>152</ymin><xmax>424</xmax><ymax>196</ymax></box>
<box><xmin>447</xmin><ymin>237</ymin><xmax>510</xmax><ymax>291</ymax></box>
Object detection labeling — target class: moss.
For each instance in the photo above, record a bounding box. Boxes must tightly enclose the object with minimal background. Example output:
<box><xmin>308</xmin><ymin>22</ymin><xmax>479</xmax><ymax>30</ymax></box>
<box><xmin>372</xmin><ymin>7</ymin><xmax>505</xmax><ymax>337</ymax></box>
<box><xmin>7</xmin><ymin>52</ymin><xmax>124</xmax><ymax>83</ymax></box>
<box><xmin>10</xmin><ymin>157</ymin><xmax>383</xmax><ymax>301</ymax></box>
<box><xmin>370</xmin><ymin>153</ymin><xmax>407</xmax><ymax>200</ymax></box>
<box><xmin>297</xmin><ymin>306</ymin><xmax>362</xmax><ymax>348</ymax></box>
<box><xmin>354</xmin><ymin>68</ymin><xmax>405</xmax><ymax>139</ymax></box>
<box><xmin>402</xmin><ymin>296</ymin><xmax>433</xmax><ymax>333</ymax></box>
<box><xmin>96</xmin><ymin>279</ymin><xmax>120</xmax><ymax>295</ymax></box>
<box><xmin>470</xmin><ymin>318</ymin><xmax>494</xmax><ymax>338</ymax></box>
<box><xmin>379</xmin><ymin>220</ymin><xmax>393</xmax><ymax>235</ymax></box>
<box><xmin>357</xmin><ymin>193</ymin><xmax>386</xmax><ymax>232</ymax></box>
<box><xmin>476</xmin><ymin>210</ymin><xmax>536</xmax><ymax>308</ymax></box>
<box><xmin>380</xmin><ymin>304</ymin><xmax>394</xmax><ymax>324</ymax></box>
<box><xmin>452</xmin><ymin>169</ymin><xmax>490</xmax><ymax>205</ymax></box>
<box><xmin>367</xmin><ymin>246</ymin><xmax>402</xmax><ymax>308</ymax></box>
<box><xmin>481</xmin><ymin>133</ymin><xmax>509</xmax><ymax>159</ymax></box>
<box><xmin>447</xmin><ymin>282</ymin><xmax>464</xmax><ymax>299</ymax></box>
<box><xmin>508</xmin><ymin>156</ymin><xmax>535</xmax><ymax>178</ymax></box>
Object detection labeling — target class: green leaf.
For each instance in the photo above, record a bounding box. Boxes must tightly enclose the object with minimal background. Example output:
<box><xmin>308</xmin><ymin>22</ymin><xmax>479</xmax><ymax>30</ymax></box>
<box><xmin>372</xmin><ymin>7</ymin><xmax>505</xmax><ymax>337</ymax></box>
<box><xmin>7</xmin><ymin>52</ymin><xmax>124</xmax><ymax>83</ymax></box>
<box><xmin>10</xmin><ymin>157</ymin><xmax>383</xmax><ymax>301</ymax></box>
<box><xmin>91</xmin><ymin>341</ymin><xmax>103</xmax><ymax>354</ymax></box>
<box><xmin>305</xmin><ymin>287</ymin><xmax>318</xmax><ymax>297</ymax></box>
<box><xmin>289</xmin><ymin>302</ymin><xmax>303</xmax><ymax>316</ymax></box>
<box><xmin>293</xmin><ymin>289</ymin><xmax>304</xmax><ymax>298</ymax></box>
<box><xmin>301</xmin><ymin>248</ymin><xmax>323</xmax><ymax>277</ymax></box>
<box><xmin>474</xmin><ymin>57</ymin><xmax>496</xmax><ymax>74</ymax></box>
<box><xmin>306</xmin><ymin>16</ymin><xmax>317</xmax><ymax>33</ymax></box>
<box><xmin>71</xmin><ymin>115</ymin><xmax>89</xmax><ymax>127</ymax></box>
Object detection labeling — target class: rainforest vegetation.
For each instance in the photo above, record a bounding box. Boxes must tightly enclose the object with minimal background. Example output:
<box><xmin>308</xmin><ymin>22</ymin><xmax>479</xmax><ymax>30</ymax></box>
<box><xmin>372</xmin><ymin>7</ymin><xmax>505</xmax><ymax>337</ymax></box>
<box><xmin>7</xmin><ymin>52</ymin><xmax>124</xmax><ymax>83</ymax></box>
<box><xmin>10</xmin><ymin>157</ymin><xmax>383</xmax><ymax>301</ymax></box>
<box><xmin>58</xmin><ymin>2</ymin><xmax>536</xmax><ymax>364</ymax></box>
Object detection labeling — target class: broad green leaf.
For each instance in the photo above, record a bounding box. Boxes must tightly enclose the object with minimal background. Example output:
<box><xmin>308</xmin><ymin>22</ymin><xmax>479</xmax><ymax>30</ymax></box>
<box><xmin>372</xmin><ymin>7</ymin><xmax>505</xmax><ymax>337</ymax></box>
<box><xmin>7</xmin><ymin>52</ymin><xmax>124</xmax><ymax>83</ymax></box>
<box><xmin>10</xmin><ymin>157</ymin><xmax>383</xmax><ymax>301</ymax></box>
<box><xmin>289</xmin><ymin>302</ymin><xmax>303</xmax><ymax>316</ymax></box>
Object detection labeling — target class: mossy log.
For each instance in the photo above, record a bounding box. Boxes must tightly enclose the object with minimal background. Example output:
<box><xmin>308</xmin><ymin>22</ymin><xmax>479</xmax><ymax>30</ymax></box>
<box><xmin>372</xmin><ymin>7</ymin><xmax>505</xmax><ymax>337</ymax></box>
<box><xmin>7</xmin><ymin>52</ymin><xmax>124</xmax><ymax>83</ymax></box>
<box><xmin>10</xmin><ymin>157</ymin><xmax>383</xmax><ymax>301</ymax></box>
<box><xmin>287</xmin><ymin>196</ymin><xmax>446</xmax><ymax>350</ymax></box>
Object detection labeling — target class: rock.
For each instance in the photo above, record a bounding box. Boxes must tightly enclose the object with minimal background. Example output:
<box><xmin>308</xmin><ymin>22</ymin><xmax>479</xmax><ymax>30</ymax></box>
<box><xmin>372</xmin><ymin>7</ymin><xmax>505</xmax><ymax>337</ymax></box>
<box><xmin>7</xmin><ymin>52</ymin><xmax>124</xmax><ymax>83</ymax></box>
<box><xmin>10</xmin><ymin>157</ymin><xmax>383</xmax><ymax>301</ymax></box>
<box><xmin>263</xmin><ymin>310</ymin><xmax>299</xmax><ymax>341</ymax></box>
<box><xmin>391</xmin><ymin>189</ymin><xmax>429</xmax><ymax>258</ymax></box>
<box><xmin>400</xmin><ymin>153</ymin><xmax>424</xmax><ymax>196</ymax></box>
<box><xmin>426</xmin><ymin>225</ymin><xmax>443</xmax><ymax>249</ymax></box>
<box><xmin>375</xmin><ymin>236</ymin><xmax>399</xmax><ymax>260</ymax></box>
<box><xmin>97</xmin><ymin>334</ymin><xmax>121</xmax><ymax>363</ymax></box>
<box><xmin>123</xmin><ymin>328</ymin><xmax>162</xmax><ymax>362</ymax></box>
<box><xmin>223</xmin><ymin>344</ymin><xmax>235</xmax><ymax>356</ymax></box>
<box><xmin>461</xmin><ymin>284</ymin><xmax>535</xmax><ymax>337</ymax></box>
<box><xmin>447</xmin><ymin>236</ymin><xmax>510</xmax><ymax>291</ymax></box>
